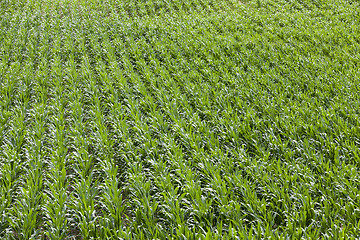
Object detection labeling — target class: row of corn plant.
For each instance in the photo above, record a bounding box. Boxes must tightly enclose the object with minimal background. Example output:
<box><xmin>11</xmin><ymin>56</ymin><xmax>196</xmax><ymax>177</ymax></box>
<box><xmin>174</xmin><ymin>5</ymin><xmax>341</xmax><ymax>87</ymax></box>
<box><xmin>43</xmin><ymin>49</ymin><xmax>70</xmax><ymax>239</ymax></box>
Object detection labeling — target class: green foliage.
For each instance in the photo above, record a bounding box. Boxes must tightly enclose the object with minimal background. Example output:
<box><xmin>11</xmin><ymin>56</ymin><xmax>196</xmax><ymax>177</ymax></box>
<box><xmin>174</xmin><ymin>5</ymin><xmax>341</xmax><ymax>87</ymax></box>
<box><xmin>0</xmin><ymin>0</ymin><xmax>359</xmax><ymax>238</ymax></box>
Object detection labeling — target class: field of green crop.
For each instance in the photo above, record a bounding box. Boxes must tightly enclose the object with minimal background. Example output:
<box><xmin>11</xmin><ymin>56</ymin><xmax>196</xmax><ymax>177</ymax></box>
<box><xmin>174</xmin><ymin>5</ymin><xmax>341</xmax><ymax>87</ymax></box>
<box><xmin>0</xmin><ymin>0</ymin><xmax>359</xmax><ymax>239</ymax></box>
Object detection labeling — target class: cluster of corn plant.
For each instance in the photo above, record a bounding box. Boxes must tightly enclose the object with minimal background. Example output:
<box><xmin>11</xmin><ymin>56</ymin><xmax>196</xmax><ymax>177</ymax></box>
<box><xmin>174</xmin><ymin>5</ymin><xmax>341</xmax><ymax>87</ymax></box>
<box><xmin>1</xmin><ymin>0</ymin><xmax>360</xmax><ymax>238</ymax></box>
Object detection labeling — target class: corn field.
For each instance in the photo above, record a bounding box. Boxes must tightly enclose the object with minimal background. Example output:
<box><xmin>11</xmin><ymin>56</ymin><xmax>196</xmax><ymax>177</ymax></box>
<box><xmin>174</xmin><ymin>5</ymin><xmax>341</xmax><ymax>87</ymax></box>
<box><xmin>0</xmin><ymin>0</ymin><xmax>359</xmax><ymax>239</ymax></box>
